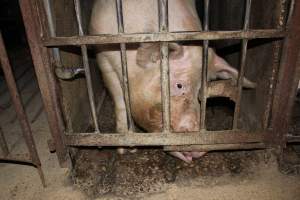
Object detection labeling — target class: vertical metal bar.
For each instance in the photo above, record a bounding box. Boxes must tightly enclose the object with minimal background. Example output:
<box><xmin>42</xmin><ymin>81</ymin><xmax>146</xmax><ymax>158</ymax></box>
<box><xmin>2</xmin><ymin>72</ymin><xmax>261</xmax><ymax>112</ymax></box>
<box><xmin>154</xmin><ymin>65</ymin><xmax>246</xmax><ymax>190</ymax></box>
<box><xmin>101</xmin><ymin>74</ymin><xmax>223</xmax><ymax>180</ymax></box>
<box><xmin>42</xmin><ymin>0</ymin><xmax>62</xmax><ymax>66</ymax></box>
<box><xmin>20</xmin><ymin>0</ymin><xmax>69</xmax><ymax>167</ymax></box>
<box><xmin>200</xmin><ymin>0</ymin><xmax>210</xmax><ymax>129</ymax></box>
<box><xmin>0</xmin><ymin>32</ymin><xmax>46</xmax><ymax>187</ymax></box>
<box><xmin>0</xmin><ymin>127</ymin><xmax>9</xmax><ymax>157</ymax></box>
<box><xmin>263</xmin><ymin>0</ymin><xmax>294</xmax><ymax>129</ymax></box>
<box><xmin>233</xmin><ymin>0</ymin><xmax>252</xmax><ymax>129</ymax></box>
<box><xmin>74</xmin><ymin>0</ymin><xmax>100</xmax><ymax>132</ymax></box>
<box><xmin>158</xmin><ymin>0</ymin><xmax>170</xmax><ymax>132</ymax></box>
<box><xmin>267</xmin><ymin>0</ymin><xmax>300</xmax><ymax>147</ymax></box>
<box><xmin>116</xmin><ymin>0</ymin><xmax>134</xmax><ymax>132</ymax></box>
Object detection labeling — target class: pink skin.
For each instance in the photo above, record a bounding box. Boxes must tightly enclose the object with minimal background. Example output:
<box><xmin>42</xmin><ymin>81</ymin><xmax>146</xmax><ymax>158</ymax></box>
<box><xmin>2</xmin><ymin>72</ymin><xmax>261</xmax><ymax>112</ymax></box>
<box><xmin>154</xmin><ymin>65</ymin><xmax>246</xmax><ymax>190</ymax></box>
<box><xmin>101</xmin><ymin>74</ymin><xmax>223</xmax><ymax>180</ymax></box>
<box><xmin>90</xmin><ymin>0</ymin><xmax>256</xmax><ymax>163</ymax></box>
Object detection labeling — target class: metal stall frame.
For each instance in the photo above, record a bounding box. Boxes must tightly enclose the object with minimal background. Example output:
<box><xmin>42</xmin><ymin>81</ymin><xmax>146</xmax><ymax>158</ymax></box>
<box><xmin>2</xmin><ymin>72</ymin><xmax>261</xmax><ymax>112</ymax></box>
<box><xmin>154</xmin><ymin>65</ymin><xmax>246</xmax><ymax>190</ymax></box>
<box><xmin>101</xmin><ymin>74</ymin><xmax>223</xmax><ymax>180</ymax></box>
<box><xmin>19</xmin><ymin>0</ymin><xmax>300</xmax><ymax>167</ymax></box>
<box><xmin>19</xmin><ymin>0</ymin><xmax>69</xmax><ymax>167</ymax></box>
<box><xmin>0</xmin><ymin>32</ymin><xmax>45</xmax><ymax>186</ymax></box>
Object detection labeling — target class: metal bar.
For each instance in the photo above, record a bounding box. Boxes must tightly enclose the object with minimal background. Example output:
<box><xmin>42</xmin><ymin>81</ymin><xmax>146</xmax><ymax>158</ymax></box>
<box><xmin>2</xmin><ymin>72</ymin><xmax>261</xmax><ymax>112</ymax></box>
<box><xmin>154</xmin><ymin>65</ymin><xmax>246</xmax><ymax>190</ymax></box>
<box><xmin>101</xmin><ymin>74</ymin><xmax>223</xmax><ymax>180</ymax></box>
<box><xmin>200</xmin><ymin>0</ymin><xmax>210</xmax><ymax>129</ymax></box>
<box><xmin>286</xmin><ymin>0</ymin><xmax>295</xmax><ymax>27</ymax></box>
<box><xmin>0</xmin><ymin>32</ymin><xmax>45</xmax><ymax>186</ymax></box>
<box><xmin>116</xmin><ymin>0</ymin><xmax>134</xmax><ymax>132</ymax></box>
<box><xmin>164</xmin><ymin>142</ymin><xmax>266</xmax><ymax>152</ymax></box>
<box><xmin>20</xmin><ymin>0</ymin><xmax>69</xmax><ymax>167</ymax></box>
<box><xmin>74</xmin><ymin>0</ymin><xmax>100</xmax><ymax>132</ymax></box>
<box><xmin>286</xmin><ymin>134</ymin><xmax>300</xmax><ymax>143</ymax></box>
<box><xmin>65</xmin><ymin>131</ymin><xmax>264</xmax><ymax>146</ymax></box>
<box><xmin>159</xmin><ymin>0</ymin><xmax>170</xmax><ymax>132</ymax></box>
<box><xmin>42</xmin><ymin>0</ymin><xmax>62</xmax><ymax>66</ymax></box>
<box><xmin>233</xmin><ymin>0</ymin><xmax>251</xmax><ymax>129</ymax></box>
<box><xmin>263</xmin><ymin>1</ymin><xmax>291</xmax><ymax>129</ymax></box>
<box><xmin>0</xmin><ymin>127</ymin><xmax>9</xmax><ymax>156</ymax></box>
<box><xmin>43</xmin><ymin>29</ymin><xmax>286</xmax><ymax>46</ymax></box>
<box><xmin>269</xmin><ymin>1</ymin><xmax>300</xmax><ymax>146</ymax></box>
<box><xmin>263</xmin><ymin>42</ymin><xmax>282</xmax><ymax>129</ymax></box>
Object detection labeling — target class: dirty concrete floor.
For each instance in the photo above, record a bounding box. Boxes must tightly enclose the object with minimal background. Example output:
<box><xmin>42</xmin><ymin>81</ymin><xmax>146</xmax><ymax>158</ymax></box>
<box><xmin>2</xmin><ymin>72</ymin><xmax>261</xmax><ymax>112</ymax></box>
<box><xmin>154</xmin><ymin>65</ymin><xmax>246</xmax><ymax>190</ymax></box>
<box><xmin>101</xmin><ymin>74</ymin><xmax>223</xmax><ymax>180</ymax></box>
<box><xmin>0</xmin><ymin>48</ymin><xmax>300</xmax><ymax>200</ymax></box>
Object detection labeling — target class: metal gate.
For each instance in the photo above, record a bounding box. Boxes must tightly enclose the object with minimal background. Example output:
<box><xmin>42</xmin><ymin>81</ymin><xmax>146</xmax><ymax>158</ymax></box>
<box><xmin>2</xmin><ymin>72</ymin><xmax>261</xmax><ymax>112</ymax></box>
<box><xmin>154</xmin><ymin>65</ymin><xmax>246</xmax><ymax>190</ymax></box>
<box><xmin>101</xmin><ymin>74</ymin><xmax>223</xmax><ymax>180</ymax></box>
<box><xmin>19</xmin><ymin>0</ymin><xmax>300</xmax><ymax>167</ymax></box>
<box><xmin>0</xmin><ymin>32</ymin><xmax>45</xmax><ymax>186</ymax></box>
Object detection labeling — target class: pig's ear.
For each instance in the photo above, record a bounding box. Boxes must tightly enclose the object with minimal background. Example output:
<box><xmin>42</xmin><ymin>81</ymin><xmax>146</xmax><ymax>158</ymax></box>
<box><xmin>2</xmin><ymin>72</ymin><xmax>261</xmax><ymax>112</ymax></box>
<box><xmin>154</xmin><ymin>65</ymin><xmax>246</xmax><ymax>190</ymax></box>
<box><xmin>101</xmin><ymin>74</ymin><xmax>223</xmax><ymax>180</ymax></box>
<box><xmin>136</xmin><ymin>43</ymin><xmax>160</xmax><ymax>68</ymax></box>
<box><xmin>136</xmin><ymin>43</ymin><xmax>183</xmax><ymax>68</ymax></box>
<box><xmin>169</xmin><ymin>43</ymin><xmax>184</xmax><ymax>59</ymax></box>
<box><xmin>213</xmin><ymin>54</ymin><xmax>257</xmax><ymax>88</ymax></box>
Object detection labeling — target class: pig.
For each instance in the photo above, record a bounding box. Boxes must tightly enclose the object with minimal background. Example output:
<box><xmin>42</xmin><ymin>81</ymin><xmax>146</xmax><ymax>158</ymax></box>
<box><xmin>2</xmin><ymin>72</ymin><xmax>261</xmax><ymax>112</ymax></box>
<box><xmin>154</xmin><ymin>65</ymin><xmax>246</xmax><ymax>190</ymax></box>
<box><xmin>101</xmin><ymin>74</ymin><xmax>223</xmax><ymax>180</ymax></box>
<box><xmin>89</xmin><ymin>0</ymin><xmax>256</xmax><ymax>163</ymax></box>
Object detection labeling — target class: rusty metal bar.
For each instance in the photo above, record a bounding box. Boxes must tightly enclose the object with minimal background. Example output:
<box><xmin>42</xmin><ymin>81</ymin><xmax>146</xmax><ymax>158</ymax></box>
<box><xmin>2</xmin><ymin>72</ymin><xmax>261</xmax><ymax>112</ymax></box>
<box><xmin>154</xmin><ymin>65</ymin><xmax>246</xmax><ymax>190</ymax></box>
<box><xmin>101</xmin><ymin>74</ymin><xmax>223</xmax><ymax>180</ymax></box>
<box><xmin>159</xmin><ymin>0</ymin><xmax>170</xmax><ymax>132</ymax></box>
<box><xmin>263</xmin><ymin>1</ymin><xmax>292</xmax><ymax>129</ymax></box>
<box><xmin>42</xmin><ymin>0</ymin><xmax>62</xmax><ymax>66</ymax></box>
<box><xmin>200</xmin><ymin>0</ymin><xmax>210</xmax><ymax>129</ymax></box>
<box><xmin>164</xmin><ymin>142</ymin><xmax>266</xmax><ymax>152</ymax></box>
<box><xmin>74</xmin><ymin>0</ymin><xmax>100</xmax><ymax>132</ymax></box>
<box><xmin>65</xmin><ymin>130</ymin><xmax>264</xmax><ymax>146</ymax></box>
<box><xmin>44</xmin><ymin>29</ymin><xmax>286</xmax><ymax>46</ymax></box>
<box><xmin>0</xmin><ymin>127</ymin><xmax>9</xmax><ymax>156</ymax></box>
<box><xmin>0</xmin><ymin>32</ymin><xmax>45</xmax><ymax>186</ymax></box>
<box><xmin>269</xmin><ymin>0</ymin><xmax>300</xmax><ymax>146</ymax></box>
<box><xmin>233</xmin><ymin>0</ymin><xmax>251</xmax><ymax>129</ymax></box>
<box><xmin>263</xmin><ymin>42</ymin><xmax>282</xmax><ymax>129</ymax></box>
<box><xmin>286</xmin><ymin>134</ymin><xmax>300</xmax><ymax>143</ymax></box>
<box><xmin>286</xmin><ymin>0</ymin><xmax>295</xmax><ymax>27</ymax></box>
<box><xmin>20</xmin><ymin>0</ymin><xmax>69</xmax><ymax>167</ymax></box>
<box><xmin>116</xmin><ymin>0</ymin><xmax>134</xmax><ymax>132</ymax></box>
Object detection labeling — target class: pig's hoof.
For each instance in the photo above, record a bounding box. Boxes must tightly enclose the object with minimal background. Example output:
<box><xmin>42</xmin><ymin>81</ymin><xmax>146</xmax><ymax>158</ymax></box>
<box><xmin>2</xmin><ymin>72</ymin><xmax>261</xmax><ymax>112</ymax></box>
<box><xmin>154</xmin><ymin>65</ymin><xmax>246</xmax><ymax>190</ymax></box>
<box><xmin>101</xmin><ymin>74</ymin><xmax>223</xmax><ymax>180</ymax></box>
<box><xmin>117</xmin><ymin>148</ymin><xmax>126</xmax><ymax>154</ymax></box>
<box><xmin>116</xmin><ymin>147</ymin><xmax>137</xmax><ymax>154</ymax></box>
<box><xmin>129</xmin><ymin>148</ymin><xmax>137</xmax><ymax>153</ymax></box>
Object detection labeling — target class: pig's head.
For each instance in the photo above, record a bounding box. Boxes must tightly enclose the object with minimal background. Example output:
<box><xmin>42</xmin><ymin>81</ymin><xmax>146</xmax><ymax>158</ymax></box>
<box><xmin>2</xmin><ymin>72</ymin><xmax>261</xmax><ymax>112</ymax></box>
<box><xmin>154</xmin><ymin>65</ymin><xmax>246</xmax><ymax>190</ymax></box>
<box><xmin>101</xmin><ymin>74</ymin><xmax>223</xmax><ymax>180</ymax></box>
<box><xmin>131</xmin><ymin>42</ymin><xmax>256</xmax><ymax>133</ymax></box>
<box><xmin>131</xmin><ymin>43</ymin><xmax>202</xmax><ymax>132</ymax></box>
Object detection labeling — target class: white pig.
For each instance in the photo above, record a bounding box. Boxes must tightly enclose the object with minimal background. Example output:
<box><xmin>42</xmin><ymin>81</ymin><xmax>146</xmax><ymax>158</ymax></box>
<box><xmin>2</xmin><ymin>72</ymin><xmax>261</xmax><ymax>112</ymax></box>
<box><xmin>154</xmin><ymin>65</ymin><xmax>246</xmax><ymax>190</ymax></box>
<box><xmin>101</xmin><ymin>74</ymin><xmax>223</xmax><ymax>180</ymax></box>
<box><xmin>90</xmin><ymin>0</ymin><xmax>256</xmax><ymax>163</ymax></box>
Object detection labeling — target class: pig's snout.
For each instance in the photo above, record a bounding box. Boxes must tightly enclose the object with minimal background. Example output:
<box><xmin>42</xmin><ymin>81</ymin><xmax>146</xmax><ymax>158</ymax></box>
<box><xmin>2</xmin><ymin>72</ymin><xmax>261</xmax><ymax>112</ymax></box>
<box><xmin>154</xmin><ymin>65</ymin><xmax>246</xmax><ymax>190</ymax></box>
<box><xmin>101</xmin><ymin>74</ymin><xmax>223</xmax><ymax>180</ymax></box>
<box><xmin>174</xmin><ymin>114</ymin><xmax>198</xmax><ymax>132</ymax></box>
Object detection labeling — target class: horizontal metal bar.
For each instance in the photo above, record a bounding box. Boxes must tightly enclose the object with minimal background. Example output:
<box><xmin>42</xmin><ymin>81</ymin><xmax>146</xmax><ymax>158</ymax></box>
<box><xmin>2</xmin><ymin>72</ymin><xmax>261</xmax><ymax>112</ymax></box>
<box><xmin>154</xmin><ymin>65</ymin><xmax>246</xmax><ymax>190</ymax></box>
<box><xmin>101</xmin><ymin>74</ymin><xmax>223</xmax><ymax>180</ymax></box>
<box><xmin>44</xmin><ymin>29</ymin><xmax>286</xmax><ymax>47</ymax></box>
<box><xmin>286</xmin><ymin>134</ymin><xmax>300</xmax><ymax>143</ymax></box>
<box><xmin>65</xmin><ymin>131</ymin><xmax>264</xmax><ymax>146</ymax></box>
<box><xmin>164</xmin><ymin>142</ymin><xmax>266</xmax><ymax>152</ymax></box>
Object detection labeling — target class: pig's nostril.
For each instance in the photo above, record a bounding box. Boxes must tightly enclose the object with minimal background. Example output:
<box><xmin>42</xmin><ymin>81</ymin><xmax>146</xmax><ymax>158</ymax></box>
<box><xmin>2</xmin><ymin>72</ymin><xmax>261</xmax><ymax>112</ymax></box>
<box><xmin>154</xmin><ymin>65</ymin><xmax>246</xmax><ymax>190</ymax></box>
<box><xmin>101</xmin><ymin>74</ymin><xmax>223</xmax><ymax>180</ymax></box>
<box><xmin>176</xmin><ymin>83</ymin><xmax>183</xmax><ymax>89</ymax></box>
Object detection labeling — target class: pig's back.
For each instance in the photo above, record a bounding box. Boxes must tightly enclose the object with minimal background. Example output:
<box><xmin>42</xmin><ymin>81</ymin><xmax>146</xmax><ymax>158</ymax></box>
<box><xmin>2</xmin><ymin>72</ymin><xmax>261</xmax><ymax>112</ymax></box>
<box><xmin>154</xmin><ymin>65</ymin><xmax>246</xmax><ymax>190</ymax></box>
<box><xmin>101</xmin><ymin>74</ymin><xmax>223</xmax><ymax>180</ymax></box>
<box><xmin>89</xmin><ymin>0</ymin><xmax>159</xmax><ymax>34</ymax></box>
<box><xmin>89</xmin><ymin>0</ymin><xmax>201</xmax><ymax>35</ymax></box>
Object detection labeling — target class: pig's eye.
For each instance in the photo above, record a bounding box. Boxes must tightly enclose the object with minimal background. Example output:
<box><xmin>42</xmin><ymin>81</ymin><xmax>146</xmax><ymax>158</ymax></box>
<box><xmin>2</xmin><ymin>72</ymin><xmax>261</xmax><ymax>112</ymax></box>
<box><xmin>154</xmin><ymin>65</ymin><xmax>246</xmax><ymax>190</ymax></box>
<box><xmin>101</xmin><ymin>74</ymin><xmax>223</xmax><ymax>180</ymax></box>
<box><xmin>176</xmin><ymin>83</ymin><xmax>183</xmax><ymax>89</ymax></box>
